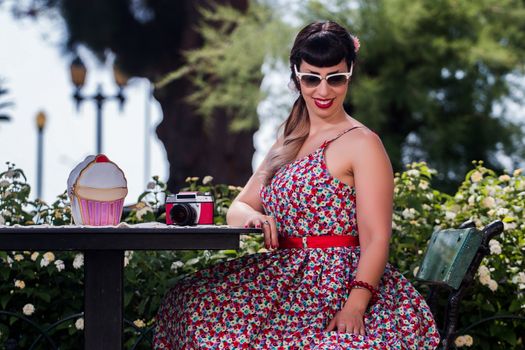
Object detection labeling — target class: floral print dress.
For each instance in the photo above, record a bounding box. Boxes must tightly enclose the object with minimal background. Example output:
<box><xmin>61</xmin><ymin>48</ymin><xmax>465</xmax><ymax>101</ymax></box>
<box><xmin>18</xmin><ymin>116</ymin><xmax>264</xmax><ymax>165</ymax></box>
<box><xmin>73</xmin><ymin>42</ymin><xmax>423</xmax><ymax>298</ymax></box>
<box><xmin>154</xmin><ymin>127</ymin><xmax>441</xmax><ymax>349</ymax></box>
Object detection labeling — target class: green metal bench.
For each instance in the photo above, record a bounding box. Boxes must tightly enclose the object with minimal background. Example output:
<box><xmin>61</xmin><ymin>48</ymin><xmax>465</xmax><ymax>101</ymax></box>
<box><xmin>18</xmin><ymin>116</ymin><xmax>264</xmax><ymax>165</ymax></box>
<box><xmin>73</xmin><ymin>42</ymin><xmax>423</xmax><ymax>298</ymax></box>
<box><xmin>416</xmin><ymin>220</ymin><xmax>524</xmax><ymax>349</ymax></box>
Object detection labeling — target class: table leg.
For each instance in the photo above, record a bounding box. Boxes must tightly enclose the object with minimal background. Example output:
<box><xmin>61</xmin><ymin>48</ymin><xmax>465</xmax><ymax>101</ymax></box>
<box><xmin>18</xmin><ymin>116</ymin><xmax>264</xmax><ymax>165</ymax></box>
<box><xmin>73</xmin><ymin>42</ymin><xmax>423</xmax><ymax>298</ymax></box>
<box><xmin>84</xmin><ymin>250</ymin><xmax>123</xmax><ymax>350</ymax></box>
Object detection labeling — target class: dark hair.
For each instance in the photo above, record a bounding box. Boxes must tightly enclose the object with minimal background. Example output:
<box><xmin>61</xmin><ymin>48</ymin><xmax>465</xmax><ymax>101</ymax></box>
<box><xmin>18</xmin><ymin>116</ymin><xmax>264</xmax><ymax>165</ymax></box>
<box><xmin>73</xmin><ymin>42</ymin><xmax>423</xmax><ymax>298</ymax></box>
<box><xmin>262</xmin><ymin>21</ymin><xmax>358</xmax><ymax>185</ymax></box>
<box><xmin>289</xmin><ymin>21</ymin><xmax>357</xmax><ymax>90</ymax></box>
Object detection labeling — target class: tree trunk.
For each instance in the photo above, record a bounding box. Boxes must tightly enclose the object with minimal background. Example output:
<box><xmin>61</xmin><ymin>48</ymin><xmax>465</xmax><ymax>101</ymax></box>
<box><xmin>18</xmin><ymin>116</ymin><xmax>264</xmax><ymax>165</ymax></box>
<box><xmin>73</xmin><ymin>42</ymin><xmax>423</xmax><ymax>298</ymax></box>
<box><xmin>154</xmin><ymin>0</ymin><xmax>253</xmax><ymax>191</ymax></box>
<box><xmin>155</xmin><ymin>81</ymin><xmax>255</xmax><ymax>190</ymax></box>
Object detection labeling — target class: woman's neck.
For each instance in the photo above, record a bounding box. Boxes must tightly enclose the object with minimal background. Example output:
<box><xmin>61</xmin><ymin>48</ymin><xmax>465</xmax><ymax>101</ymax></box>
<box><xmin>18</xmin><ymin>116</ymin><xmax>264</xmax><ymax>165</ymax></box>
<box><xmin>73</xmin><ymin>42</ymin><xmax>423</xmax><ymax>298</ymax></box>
<box><xmin>308</xmin><ymin>110</ymin><xmax>352</xmax><ymax>136</ymax></box>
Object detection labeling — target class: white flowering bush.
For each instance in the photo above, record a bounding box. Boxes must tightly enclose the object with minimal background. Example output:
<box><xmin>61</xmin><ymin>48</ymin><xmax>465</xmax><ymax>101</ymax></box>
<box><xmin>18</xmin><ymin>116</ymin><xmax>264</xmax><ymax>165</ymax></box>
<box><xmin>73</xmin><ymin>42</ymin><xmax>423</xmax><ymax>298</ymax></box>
<box><xmin>0</xmin><ymin>168</ymin><xmax>251</xmax><ymax>348</ymax></box>
<box><xmin>392</xmin><ymin>161</ymin><xmax>524</xmax><ymax>349</ymax></box>
<box><xmin>0</xmin><ymin>163</ymin><xmax>72</xmax><ymax>227</ymax></box>
<box><xmin>0</xmin><ymin>163</ymin><xmax>83</xmax><ymax>348</ymax></box>
<box><xmin>1</xmin><ymin>161</ymin><xmax>523</xmax><ymax>348</ymax></box>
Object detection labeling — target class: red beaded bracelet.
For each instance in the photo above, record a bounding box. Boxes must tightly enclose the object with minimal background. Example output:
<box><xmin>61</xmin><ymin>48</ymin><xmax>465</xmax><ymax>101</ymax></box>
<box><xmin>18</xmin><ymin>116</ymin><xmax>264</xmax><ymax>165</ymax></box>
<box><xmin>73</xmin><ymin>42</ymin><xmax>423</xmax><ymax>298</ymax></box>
<box><xmin>349</xmin><ymin>280</ymin><xmax>380</xmax><ymax>306</ymax></box>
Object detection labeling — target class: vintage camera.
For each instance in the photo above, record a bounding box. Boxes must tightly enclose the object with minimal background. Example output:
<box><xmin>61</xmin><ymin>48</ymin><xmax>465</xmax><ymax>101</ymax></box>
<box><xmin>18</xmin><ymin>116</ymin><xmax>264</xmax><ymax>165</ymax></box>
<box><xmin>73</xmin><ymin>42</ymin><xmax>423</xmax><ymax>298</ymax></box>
<box><xmin>165</xmin><ymin>192</ymin><xmax>214</xmax><ymax>225</ymax></box>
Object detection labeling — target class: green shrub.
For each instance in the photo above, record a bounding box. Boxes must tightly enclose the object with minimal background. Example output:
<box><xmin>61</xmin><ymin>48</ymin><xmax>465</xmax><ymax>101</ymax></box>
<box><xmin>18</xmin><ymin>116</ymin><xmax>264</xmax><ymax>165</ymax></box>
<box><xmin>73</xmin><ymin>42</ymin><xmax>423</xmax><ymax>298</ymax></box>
<box><xmin>391</xmin><ymin>161</ymin><xmax>524</xmax><ymax>349</ymax></box>
<box><xmin>0</xmin><ymin>161</ymin><xmax>523</xmax><ymax>349</ymax></box>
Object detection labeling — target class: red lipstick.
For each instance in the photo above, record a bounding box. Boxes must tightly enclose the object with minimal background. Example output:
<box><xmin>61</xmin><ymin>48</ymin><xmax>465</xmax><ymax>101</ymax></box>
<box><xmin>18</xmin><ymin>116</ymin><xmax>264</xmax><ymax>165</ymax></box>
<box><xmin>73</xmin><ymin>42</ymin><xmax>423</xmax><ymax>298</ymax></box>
<box><xmin>314</xmin><ymin>98</ymin><xmax>334</xmax><ymax>109</ymax></box>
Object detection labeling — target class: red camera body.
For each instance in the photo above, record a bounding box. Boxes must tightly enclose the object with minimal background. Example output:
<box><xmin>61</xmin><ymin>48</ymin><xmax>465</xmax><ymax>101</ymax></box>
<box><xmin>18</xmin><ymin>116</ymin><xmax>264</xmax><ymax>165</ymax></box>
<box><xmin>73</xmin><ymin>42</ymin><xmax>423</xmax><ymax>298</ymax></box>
<box><xmin>165</xmin><ymin>192</ymin><xmax>214</xmax><ymax>225</ymax></box>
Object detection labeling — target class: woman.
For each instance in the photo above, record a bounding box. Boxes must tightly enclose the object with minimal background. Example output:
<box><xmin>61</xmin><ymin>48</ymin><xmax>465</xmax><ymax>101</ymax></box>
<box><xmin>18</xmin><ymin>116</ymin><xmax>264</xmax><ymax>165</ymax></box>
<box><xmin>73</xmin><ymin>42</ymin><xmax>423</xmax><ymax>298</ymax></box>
<box><xmin>154</xmin><ymin>21</ymin><xmax>440</xmax><ymax>349</ymax></box>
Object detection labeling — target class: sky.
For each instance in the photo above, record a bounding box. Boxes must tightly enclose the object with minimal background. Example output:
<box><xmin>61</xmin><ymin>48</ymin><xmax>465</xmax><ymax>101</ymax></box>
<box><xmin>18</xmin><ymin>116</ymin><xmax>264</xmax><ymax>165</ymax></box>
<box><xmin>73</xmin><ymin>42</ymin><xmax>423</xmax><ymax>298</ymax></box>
<box><xmin>0</xmin><ymin>11</ymin><xmax>168</xmax><ymax>204</ymax></box>
<box><xmin>0</xmin><ymin>10</ymin><xmax>291</xmax><ymax>205</ymax></box>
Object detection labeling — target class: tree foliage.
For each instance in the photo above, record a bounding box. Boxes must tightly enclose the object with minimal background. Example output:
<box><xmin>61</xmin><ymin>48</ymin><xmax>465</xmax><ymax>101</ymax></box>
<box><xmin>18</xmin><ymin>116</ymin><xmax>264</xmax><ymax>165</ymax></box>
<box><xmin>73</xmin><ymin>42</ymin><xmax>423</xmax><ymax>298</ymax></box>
<box><xmin>156</xmin><ymin>2</ymin><xmax>294</xmax><ymax>132</ymax></box>
<box><xmin>165</xmin><ymin>0</ymin><xmax>525</xmax><ymax>191</ymax></box>
<box><xmin>5</xmin><ymin>0</ymin><xmax>211</xmax><ymax>77</ymax></box>
<box><xmin>4</xmin><ymin>0</ymin><xmax>525</xmax><ymax>191</ymax></box>
<box><xmin>301</xmin><ymin>0</ymin><xmax>525</xmax><ymax>191</ymax></box>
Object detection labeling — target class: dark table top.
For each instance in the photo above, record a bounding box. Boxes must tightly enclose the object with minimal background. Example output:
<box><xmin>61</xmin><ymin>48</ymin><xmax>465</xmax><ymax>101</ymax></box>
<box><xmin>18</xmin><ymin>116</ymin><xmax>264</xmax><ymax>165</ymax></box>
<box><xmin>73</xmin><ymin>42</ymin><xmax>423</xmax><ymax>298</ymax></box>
<box><xmin>0</xmin><ymin>224</ymin><xmax>262</xmax><ymax>250</ymax></box>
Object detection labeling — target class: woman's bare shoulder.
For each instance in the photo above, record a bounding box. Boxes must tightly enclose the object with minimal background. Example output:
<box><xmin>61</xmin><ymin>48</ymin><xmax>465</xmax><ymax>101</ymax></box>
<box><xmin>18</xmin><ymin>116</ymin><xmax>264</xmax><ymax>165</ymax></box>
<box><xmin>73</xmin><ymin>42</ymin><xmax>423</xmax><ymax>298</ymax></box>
<box><xmin>335</xmin><ymin>125</ymin><xmax>390</xmax><ymax>174</ymax></box>
<box><xmin>339</xmin><ymin>125</ymin><xmax>384</xmax><ymax>149</ymax></box>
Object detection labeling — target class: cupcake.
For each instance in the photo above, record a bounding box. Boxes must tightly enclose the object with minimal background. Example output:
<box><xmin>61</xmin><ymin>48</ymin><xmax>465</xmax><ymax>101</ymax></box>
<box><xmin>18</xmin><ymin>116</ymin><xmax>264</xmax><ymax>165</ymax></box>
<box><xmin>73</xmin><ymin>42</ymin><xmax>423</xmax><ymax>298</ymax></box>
<box><xmin>67</xmin><ymin>154</ymin><xmax>128</xmax><ymax>225</ymax></box>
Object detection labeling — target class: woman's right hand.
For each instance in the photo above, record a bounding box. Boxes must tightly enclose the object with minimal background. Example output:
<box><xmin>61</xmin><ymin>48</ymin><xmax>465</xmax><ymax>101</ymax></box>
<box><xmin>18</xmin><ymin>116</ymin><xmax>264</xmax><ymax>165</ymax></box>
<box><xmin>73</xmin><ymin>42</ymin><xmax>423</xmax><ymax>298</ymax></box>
<box><xmin>243</xmin><ymin>214</ymin><xmax>279</xmax><ymax>250</ymax></box>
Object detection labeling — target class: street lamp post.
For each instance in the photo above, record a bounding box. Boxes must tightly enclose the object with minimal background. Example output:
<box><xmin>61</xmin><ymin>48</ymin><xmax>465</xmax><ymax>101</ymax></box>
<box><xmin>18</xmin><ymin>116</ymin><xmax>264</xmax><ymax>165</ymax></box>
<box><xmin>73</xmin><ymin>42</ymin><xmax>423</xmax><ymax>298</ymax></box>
<box><xmin>35</xmin><ymin>111</ymin><xmax>46</xmax><ymax>200</ymax></box>
<box><xmin>69</xmin><ymin>56</ymin><xmax>128</xmax><ymax>154</ymax></box>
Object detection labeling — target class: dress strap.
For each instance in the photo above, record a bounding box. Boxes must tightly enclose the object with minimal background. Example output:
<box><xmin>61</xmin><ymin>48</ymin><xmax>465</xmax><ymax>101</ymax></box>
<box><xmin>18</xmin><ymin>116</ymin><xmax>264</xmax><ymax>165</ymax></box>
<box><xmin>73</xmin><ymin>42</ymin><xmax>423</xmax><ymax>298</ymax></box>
<box><xmin>326</xmin><ymin>126</ymin><xmax>362</xmax><ymax>144</ymax></box>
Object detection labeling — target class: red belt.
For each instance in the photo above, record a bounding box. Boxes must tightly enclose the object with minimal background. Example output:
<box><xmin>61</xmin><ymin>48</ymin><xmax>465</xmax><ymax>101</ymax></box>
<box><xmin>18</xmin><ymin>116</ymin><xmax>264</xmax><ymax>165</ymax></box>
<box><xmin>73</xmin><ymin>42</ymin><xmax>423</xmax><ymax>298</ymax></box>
<box><xmin>278</xmin><ymin>235</ymin><xmax>360</xmax><ymax>249</ymax></box>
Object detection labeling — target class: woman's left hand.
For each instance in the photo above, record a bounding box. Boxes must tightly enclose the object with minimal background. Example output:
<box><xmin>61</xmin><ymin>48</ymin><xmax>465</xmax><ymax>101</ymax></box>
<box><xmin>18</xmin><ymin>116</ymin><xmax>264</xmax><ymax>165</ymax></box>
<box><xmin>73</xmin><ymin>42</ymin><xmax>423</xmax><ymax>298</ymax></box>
<box><xmin>325</xmin><ymin>307</ymin><xmax>366</xmax><ymax>335</ymax></box>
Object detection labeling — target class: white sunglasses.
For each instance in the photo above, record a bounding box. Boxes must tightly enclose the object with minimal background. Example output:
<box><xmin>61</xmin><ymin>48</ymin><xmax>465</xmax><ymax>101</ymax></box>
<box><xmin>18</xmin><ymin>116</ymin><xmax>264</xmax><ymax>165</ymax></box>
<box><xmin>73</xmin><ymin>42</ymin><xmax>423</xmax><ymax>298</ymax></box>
<box><xmin>294</xmin><ymin>64</ymin><xmax>353</xmax><ymax>88</ymax></box>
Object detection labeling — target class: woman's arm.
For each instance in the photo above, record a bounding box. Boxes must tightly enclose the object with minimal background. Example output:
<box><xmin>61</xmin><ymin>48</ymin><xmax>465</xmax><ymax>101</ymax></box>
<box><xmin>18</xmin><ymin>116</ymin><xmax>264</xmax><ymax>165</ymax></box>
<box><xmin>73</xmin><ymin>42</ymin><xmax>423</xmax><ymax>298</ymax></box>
<box><xmin>326</xmin><ymin>129</ymin><xmax>394</xmax><ymax>335</ymax></box>
<box><xmin>343</xmin><ymin>130</ymin><xmax>393</xmax><ymax>309</ymax></box>
<box><xmin>226</xmin><ymin>175</ymin><xmax>265</xmax><ymax>226</ymax></box>
<box><xmin>226</xmin><ymin>139</ymin><xmax>282</xmax><ymax>249</ymax></box>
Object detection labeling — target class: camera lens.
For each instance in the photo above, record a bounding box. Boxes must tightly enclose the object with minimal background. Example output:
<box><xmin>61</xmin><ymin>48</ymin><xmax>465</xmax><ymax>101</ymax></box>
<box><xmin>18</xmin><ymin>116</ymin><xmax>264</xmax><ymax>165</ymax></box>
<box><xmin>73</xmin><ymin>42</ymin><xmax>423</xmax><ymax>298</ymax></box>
<box><xmin>170</xmin><ymin>204</ymin><xmax>197</xmax><ymax>225</ymax></box>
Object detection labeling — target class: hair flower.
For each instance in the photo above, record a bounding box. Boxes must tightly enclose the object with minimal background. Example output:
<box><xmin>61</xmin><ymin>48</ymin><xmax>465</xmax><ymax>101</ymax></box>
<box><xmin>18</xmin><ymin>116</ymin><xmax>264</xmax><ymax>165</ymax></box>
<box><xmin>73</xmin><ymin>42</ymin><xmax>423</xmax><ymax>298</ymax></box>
<box><xmin>352</xmin><ymin>35</ymin><xmax>360</xmax><ymax>53</ymax></box>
